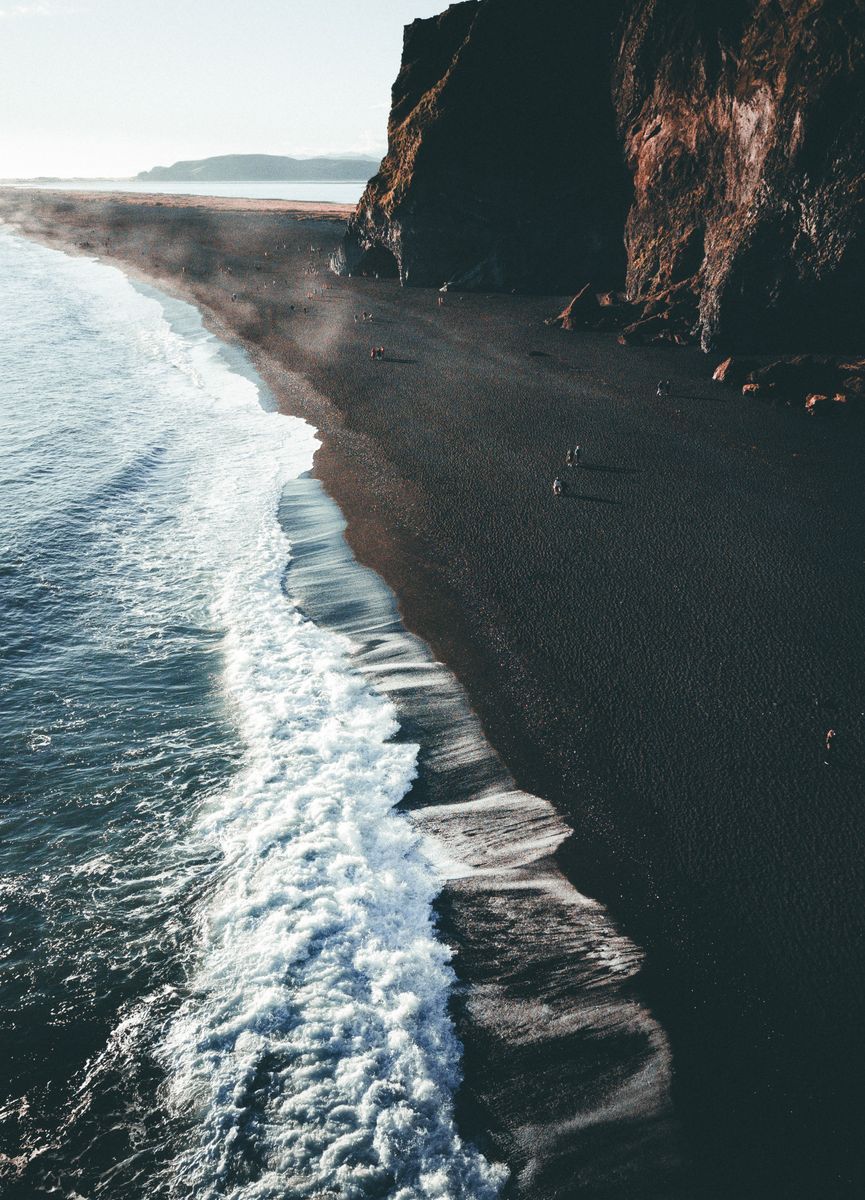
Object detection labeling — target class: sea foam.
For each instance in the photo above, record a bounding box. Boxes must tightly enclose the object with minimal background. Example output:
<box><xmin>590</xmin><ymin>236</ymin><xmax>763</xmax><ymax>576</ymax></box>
<box><xmin>0</xmin><ymin>229</ymin><xmax>503</xmax><ymax>1198</ymax></box>
<box><xmin>76</xmin><ymin>246</ymin><xmax>502</xmax><ymax>1198</ymax></box>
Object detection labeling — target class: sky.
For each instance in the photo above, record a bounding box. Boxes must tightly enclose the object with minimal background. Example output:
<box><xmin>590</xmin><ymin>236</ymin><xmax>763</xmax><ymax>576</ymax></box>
<box><xmin>0</xmin><ymin>0</ymin><xmax>449</xmax><ymax>177</ymax></box>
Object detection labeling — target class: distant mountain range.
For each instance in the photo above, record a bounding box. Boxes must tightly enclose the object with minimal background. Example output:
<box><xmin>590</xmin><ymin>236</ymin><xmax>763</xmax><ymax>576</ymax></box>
<box><xmin>136</xmin><ymin>154</ymin><xmax>380</xmax><ymax>182</ymax></box>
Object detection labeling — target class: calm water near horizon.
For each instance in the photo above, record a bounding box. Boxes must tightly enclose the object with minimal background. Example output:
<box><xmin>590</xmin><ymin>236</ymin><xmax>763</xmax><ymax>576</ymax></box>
<box><xmin>0</xmin><ymin>228</ymin><xmax>501</xmax><ymax>1198</ymax></box>
<box><xmin>1</xmin><ymin>180</ymin><xmax>366</xmax><ymax>204</ymax></box>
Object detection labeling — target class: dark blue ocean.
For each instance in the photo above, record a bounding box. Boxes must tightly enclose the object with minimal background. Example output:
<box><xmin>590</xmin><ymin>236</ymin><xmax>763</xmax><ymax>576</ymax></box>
<box><xmin>0</xmin><ymin>228</ymin><xmax>504</xmax><ymax>1199</ymax></box>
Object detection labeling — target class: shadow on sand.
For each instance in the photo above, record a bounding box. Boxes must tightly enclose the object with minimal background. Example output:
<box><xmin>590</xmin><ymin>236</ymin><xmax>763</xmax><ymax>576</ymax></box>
<box><xmin>578</xmin><ymin>464</ymin><xmax>641</xmax><ymax>475</ymax></box>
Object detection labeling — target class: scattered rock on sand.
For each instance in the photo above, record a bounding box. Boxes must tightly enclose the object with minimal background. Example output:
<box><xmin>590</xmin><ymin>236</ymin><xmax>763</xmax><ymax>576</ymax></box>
<box><xmin>554</xmin><ymin>276</ymin><xmax>698</xmax><ymax>346</ymax></box>
<box><xmin>805</xmin><ymin>393</ymin><xmax>834</xmax><ymax>417</ymax></box>
<box><xmin>723</xmin><ymin>357</ymin><xmax>865</xmax><ymax>421</ymax></box>
<box><xmin>749</xmin><ymin>355</ymin><xmax>841</xmax><ymax>398</ymax></box>
<box><xmin>618</xmin><ymin>313</ymin><xmax>669</xmax><ymax>346</ymax></box>
<box><xmin>713</xmin><ymin>356</ymin><xmax>758</xmax><ymax>387</ymax></box>
<box><xmin>548</xmin><ymin>283</ymin><xmax>599</xmax><ymax>330</ymax></box>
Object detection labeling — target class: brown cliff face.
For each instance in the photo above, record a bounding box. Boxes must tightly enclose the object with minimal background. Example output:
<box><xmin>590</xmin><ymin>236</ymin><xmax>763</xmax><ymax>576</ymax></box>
<box><xmin>617</xmin><ymin>0</ymin><xmax>865</xmax><ymax>350</ymax></box>
<box><xmin>341</xmin><ymin>0</ymin><xmax>630</xmax><ymax>292</ymax></box>
<box><xmin>341</xmin><ymin>0</ymin><xmax>865</xmax><ymax>354</ymax></box>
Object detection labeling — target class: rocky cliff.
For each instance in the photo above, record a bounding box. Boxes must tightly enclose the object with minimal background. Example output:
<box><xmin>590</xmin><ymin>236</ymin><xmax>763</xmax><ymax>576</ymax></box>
<box><xmin>338</xmin><ymin>0</ymin><xmax>630</xmax><ymax>292</ymax></box>
<box><xmin>617</xmin><ymin>0</ymin><xmax>865</xmax><ymax>350</ymax></box>
<box><xmin>339</xmin><ymin>0</ymin><xmax>865</xmax><ymax>352</ymax></box>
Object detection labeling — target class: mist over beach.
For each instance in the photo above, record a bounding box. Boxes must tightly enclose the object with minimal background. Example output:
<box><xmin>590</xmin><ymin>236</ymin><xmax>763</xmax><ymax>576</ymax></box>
<box><xmin>1</xmin><ymin>3</ymin><xmax>864</xmax><ymax>1199</ymax></box>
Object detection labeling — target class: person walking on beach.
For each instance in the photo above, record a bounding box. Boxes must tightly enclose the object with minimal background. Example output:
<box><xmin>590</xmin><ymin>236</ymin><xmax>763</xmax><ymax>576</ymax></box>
<box><xmin>565</xmin><ymin>449</ymin><xmax>575</xmax><ymax>468</ymax></box>
<box><xmin>553</xmin><ymin>476</ymin><xmax>564</xmax><ymax>497</ymax></box>
<box><xmin>824</xmin><ymin>728</ymin><xmax>836</xmax><ymax>764</ymax></box>
<box><xmin>574</xmin><ymin>444</ymin><xmax>581</xmax><ymax>466</ymax></box>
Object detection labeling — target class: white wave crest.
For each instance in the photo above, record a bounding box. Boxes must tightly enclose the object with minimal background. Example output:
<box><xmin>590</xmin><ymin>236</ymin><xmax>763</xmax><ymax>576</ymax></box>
<box><xmin>1</xmin><ymin>231</ymin><xmax>503</xmax><ymax>1199</ymax></box>
<box><xmin>76</xmin><ymin>259</ymin><xmax>504</xmax><ymax>1197</ymax></box>
<box><xmin>162</xmin><ymin>495</ymin><xmax>502</xmax><ymax>1198</ymax></box>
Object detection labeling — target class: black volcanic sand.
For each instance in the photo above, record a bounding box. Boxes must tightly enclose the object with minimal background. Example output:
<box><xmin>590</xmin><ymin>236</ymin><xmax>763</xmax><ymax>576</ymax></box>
<box><xmin>3</xmin><ymin>191</ymin><xmax>864</xmax><ymax>1199</ymax></box>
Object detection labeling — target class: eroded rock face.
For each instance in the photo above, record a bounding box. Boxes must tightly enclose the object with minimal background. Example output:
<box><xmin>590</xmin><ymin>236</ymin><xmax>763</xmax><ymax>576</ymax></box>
<box><xmin>617</xmin><ymin>0</ymin><xmax>865</xmax><ymax>351</ymax></box>
<box><xmin>343</xmin><ymin>0</ymin><xmax>864</xmax><ymax>354</ymax></box>
<box><xmin>343</xmin><ymin>0</ymin><xmax>629</xmax><ymax>292</ymax></box>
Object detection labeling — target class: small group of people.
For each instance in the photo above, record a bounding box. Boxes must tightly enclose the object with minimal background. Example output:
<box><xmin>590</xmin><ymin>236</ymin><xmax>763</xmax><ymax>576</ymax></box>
<box><xmin>553</xmin><ymin>445</ymin><xmax>583</xmax><ymax>494</ymax></box>
<box><xmin>369</xmin><ymin>346</ymin><xmax>386</xmax><ymax>360</ymax></box>
<box><xmin>354</xmin><ymin>310</ymin><xmax>374</xmax><ymax>323</ymax></box>
<box><xmin>656</xmin><ymin>378</ymin><xmax>673</xmax><ymax>397</ymax></box>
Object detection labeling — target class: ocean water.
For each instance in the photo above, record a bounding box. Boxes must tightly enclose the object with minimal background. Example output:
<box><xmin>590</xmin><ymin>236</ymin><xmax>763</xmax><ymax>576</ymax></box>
<box><xmin>0</xmin><ymin>228</ymin><xmax>503</xmax><ymax>1199</ymax></box>
<box><xmin>2</xmin><ymin>180</ymin><xmax>365</xmax><ymax>204</ymax></box>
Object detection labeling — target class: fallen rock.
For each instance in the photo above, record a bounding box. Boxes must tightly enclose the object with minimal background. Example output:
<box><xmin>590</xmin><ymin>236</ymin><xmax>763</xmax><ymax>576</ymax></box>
<box><xmin>552</xmin><ymin>288</ymin><xmax>640</xmax><ymax>332</ymax></box>
<box><xmin>598</xmin><ymin>290</ymin><xmax>629</xmax><ymax>307</ymax></box>
<box><xmin>805</xmin><ymin>393</ymin><xmax>834</xmax><ymax>417</ymax></box>
<box><xmin>549</xmin><ymin>283</ymin><xmax>599</xmax><ymax>330</ymax></box>
<box><xmin>749</xmin><ymin>355</ymin><xmax>841</xmax><ymax>399</ymax></box>
<box><xmin>713</xmin><ymin>357</ymin><xmax>758</xmax><ymax>387</ymax></box>
<box><xmin>618</xmin><ymin>313</ymin><xmax>670</xmax><ymax>345</ymax></box>
<box><xmin>841</xmin><ymin>373</ymin><xmax>865</xmax><ymax>398</ymax></box>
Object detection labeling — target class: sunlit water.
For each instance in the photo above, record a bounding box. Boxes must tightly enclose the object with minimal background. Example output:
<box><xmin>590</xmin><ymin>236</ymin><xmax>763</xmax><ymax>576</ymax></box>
<box><xmin>0</xmin><ymin>228</ymin><xmax>502</xmax><ymax>1199</ymax></box>
<box><xmin>1</xmin><ymin>180</ymin><xmax>366</xmax><ymax>204</ymax></box>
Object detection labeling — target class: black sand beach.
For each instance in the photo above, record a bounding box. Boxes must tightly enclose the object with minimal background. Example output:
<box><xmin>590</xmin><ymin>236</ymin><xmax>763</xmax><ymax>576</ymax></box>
<box><xmin>3</xmin><ymin>190</ymin><xmax>863</xmax><ymax>1198</ymax></box>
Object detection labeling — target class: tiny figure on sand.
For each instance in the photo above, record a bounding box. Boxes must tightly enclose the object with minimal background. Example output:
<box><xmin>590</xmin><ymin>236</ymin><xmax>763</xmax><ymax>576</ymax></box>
<box><xmin>370</xmin><ymin>346</ymin><xmax>385</xmax><ymax>360</ymax></box>
<box><xmin>824</xmin><ymin>728</ymin><xmax>836</xmax><ymax>764</ymax></box>
<box><xmin>656</xmin><ymin>378</ymin><xmax>672</xmax><ymax>397</ymax></box>
<box><xmin>567</xmin><ymin>445</ymin><xmax>581</xmax><ymax>467</ymax></box>
<box><xmin>552</xmin><ymin>476</ymin><xmax>564</xmax><ymax>497</ymax></box>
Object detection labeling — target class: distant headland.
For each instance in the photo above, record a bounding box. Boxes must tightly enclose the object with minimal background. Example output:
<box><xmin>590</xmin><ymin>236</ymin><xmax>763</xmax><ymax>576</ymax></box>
<box><xmin>136</xmin><ymin>153</ymin><xmax>380</xmax><ymax>183</ymax></box>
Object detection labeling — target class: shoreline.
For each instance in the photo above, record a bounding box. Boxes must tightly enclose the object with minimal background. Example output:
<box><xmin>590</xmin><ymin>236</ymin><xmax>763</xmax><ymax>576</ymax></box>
<box><xmin>0</xmin><ymin>202</ymin><xmax>687</xmax><ymax>1197</ymax></box>
<box><xmin>3</xmin><ymin>189</ymin><xmax>864</xmax><ymax>1198</ymax></box>
<box><xmin>0</xmin><ymin>187</ymin><xmax>358</xmax><ymax>217</ymax></box>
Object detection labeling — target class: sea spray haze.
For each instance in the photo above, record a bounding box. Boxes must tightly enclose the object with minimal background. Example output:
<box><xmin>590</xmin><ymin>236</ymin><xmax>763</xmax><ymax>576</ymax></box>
<box><xmin>0</xmin><ymin>229</ymin><xmax>504</xmax><ymax>1199</ymax></box>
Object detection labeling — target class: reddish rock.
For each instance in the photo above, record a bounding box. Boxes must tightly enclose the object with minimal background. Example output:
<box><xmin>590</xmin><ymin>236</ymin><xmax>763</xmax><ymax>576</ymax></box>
<box><xmin>549</xmin><ymin>283</ymin><xmax>599</xmax><ymax>330</ymax></box>
<box><xmin>552</xmin><ymin>287</ymin><xmax>641</xmax><ymax>332</ymax></box>
<box><xmin>742</xmin><ymin>383</ymin><xmax>762</xmax><ymax>397</ymax></box>
<box><xmin>624</xmin><ymin>314</ymin><xmax>669</xmax><ymax>341</ymax></box>
<box><xmin>713</xmin><ymin>357</ymin><xmax>758</xmax><ymax>387</ymax></box>
<box><xmin>615</xmin><ymin>2</ymin><xmax>865</xmax><ymax>352</ymax></box>
<box><xmin>805</xmin><ymin>392</ymin><xmax>834</xmax><ymax>416</ymax></box>
<box><xmin>748</xmin><ymin>355</ymin><xmax>842</xmax><ymax>400</ymax></box>
<box><xmin>841</xmin><ymin>373</ymin><xmax>865</xmax><ymax>398</ymax></box>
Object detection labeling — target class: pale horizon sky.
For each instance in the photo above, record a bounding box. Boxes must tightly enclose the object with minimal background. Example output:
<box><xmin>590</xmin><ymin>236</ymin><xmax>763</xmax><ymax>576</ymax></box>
<box><xmin>0</xmin><ymin>0</ymin><xmax>449</xmax><ymax>178</ymax></box>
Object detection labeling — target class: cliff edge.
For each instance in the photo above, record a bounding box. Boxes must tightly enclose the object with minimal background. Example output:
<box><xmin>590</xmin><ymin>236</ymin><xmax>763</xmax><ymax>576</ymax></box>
<box><xmin>338</xmin><ymin>0</ymin><xmax>865</xmax><ymax>352</ymax></box>
<box><xmin>338</xmin><ymin>1</ymin><xmax>629</xmax><ymax>292</ymax></box>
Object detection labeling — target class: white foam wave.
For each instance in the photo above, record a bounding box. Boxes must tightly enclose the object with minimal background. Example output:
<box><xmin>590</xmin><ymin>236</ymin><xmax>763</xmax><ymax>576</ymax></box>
<box><xmin>28</xmin><ymin>244</ymin><xmax>504</xmax><ymax>1197</ymax></box>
